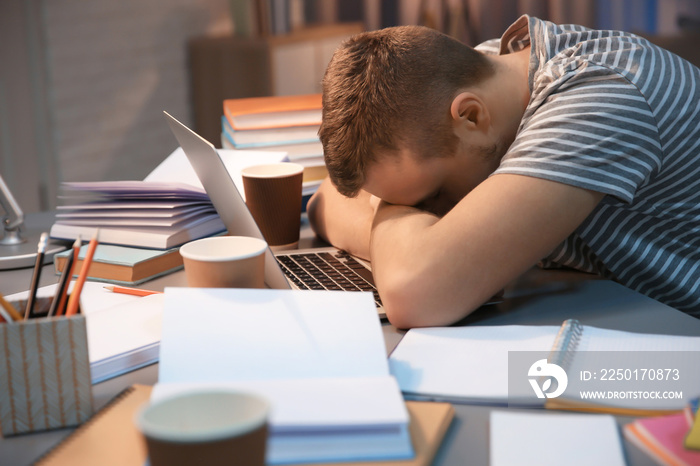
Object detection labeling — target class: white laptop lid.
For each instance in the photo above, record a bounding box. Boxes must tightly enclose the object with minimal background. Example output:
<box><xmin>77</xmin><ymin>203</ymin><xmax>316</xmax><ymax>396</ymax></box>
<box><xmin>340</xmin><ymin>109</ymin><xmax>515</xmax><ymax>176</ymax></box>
<box><xmin>163</xmin><ymin>111</ymin><xmax>291</xmax><ymax>290</ymax></box>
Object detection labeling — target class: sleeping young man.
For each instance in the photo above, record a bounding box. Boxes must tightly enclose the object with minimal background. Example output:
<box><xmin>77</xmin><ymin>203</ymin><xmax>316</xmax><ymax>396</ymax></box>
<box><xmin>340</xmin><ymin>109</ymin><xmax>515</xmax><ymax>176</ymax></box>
<box><xmin>307</xmin><ymin>15</ymin><xmax>700</xmax><ymax>328</ymax></box>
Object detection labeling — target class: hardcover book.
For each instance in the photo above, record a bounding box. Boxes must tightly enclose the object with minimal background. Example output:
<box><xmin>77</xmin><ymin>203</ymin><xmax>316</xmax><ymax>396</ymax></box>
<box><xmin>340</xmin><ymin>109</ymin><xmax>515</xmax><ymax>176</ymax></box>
<box><xmin>223</xmin><ymin>93</ymin><xmax>322</xmax><ymax>130</ymax></box>
<box><xmin>54</xmin><ymin>244</ymin><xmax>183</xmax><ymax>285</ymax></box>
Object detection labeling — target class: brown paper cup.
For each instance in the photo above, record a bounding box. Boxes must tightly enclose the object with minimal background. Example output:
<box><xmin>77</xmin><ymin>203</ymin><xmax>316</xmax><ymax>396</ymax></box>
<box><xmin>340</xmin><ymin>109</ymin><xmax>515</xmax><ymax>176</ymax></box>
<box><xmin>242</xmin><ymin>163</ymin><xmax>304</xmax><ymax>250</ymax></box>
<box><xmin>136</xmin><ymin>391</ymin><xmax>269</xmax><ymax>466</ymax></box>
<box><xmin>179</xmin><ymin>236</ymin><xmax>267</xmax><ymax>288</ymax></box>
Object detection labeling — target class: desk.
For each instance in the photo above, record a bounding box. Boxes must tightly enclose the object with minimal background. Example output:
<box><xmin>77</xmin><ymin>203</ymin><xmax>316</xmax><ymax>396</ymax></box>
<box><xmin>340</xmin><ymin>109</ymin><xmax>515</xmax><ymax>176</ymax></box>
<box><xmin>2</xmin><ymin>215</ymin><xmax>699</xmax><ymax>465</ymax></box>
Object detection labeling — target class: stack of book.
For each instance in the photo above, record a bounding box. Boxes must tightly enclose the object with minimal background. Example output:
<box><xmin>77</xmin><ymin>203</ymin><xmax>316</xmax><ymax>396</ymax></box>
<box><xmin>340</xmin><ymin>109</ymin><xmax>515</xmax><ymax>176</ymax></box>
<box><xmin>221</xmin><ymin>94</ymin><xmax>327</xmax><ymax>197</ymax></box>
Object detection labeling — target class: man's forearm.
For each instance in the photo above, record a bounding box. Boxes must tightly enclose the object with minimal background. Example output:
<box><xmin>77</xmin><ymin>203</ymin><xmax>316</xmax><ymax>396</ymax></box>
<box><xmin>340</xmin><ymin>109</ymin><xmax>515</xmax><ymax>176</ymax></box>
<box><xmin>369</xmin><ymin>203</ymin><xmax>478</xmax><ymax>328</ymax></box>
<box><xmin>368</xmin><ymin>175</ymin><xmax>605</xmax><ymax>329</ymax></box>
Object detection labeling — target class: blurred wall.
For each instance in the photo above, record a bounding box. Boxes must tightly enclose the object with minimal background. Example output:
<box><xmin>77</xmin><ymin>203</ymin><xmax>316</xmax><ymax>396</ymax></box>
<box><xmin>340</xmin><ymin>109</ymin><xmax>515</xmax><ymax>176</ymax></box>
<box><xmin>0</xmin><ymin>0</ymin><xmax>231</xmax><ymax>213</ymax></box>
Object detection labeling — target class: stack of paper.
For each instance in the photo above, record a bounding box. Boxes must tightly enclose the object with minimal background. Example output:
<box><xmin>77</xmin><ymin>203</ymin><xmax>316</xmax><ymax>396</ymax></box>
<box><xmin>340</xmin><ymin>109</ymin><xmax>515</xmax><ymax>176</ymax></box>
<box><xmin>153</xmin><ymin>287</ymin><xmax>414</xmax><ymax>465</ymax></box>
<box><xmin>51</xmin><ymin>180</ymin><xmax>223</xmax><ymax>250</ymax></box>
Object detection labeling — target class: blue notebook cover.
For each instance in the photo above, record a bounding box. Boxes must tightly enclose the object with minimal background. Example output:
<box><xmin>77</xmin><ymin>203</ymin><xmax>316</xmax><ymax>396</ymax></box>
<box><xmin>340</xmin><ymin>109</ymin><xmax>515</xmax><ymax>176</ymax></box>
<box><xmin>54</xmin><ymin>243</ymin><xmax>183</xmax><ymax>285</ymax></box>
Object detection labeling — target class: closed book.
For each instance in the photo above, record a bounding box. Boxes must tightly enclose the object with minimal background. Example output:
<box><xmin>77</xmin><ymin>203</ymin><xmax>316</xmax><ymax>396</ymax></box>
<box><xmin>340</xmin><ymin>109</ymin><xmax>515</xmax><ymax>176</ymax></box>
<box><xmin>54</xmin><ymin>244</ymin><xmax>183</xmax><ymax>286</ymax></box>
<box><xmin>624</xmin><ymin>412</ymin><xmax>700</xmax><ymax>465</ymax></box>
<box><xmin>221</xmin><ymin>115</ymin><xmax>320</xmax><ymax>147</ymax></box>
<box><xmin>223</xmin><ymin>93</ymin><xmax>322</xmax><ymax>130</ymax></box>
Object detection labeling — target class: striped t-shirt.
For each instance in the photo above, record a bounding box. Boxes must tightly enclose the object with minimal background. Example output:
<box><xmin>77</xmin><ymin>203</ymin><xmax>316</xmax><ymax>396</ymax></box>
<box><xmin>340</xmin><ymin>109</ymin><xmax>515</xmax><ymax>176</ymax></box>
<box><xmin>488</xmin><ymin>16</ymin><xmax>700</xmax><ymax>315</ymax></box>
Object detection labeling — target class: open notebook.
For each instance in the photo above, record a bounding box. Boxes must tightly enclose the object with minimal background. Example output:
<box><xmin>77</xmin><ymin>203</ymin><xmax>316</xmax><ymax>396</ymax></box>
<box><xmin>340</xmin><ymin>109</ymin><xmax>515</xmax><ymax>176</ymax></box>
<box><xmin>389</xmin><ymin>318</ymin><xmax>700</xmax><ymax>414</ymax></box>
<box><xmin>152</xmin><ymin>287</ymin><xmax>413</xmax><ymax>464</ymax></box>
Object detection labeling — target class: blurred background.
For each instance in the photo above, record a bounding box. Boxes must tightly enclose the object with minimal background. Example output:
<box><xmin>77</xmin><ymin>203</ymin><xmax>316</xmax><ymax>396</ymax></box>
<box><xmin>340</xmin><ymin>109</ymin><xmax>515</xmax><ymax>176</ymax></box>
<box><xmin>2</xmin><ymin>0</ymin><xmax>700</xmax><ymax>214</ymax></box>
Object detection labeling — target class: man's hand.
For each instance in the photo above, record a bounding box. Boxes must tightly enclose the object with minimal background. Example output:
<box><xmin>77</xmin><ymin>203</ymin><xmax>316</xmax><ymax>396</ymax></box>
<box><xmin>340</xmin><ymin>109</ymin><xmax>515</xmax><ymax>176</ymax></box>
<box><xmin>307</xmin><ymin>177</ymin><xmax>379</xmax><ymax>260</ymax></box>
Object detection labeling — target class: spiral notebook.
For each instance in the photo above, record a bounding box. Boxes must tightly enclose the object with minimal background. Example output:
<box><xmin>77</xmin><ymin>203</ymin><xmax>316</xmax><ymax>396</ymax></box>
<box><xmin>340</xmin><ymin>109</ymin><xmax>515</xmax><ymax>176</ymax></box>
<box><xmin>34</xmin><ymin>385</ymin><xmax>455</xmax><ymax>466</ymax></box>
<box><xmin>389</xmin><ymin>319</ymin><xmax>700</xmax><ymax>414</ymax></box>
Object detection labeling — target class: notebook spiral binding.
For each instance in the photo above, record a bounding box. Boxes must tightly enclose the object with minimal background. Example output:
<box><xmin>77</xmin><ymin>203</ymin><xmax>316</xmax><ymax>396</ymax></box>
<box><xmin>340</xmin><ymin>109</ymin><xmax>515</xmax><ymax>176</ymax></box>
<box><xmin>548</xmin><ymin>318</ymin><xmax>584</xmax><ymax>371</ymax></box>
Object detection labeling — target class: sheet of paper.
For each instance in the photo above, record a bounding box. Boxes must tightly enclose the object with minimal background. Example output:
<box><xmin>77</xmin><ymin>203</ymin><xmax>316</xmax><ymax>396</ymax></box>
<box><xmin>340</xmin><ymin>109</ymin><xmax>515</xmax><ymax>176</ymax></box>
<box><xmin>389</xmin><ymin>325</ymin><xmax>559</xmax><ymax>402</ymax></box>
<box><xmin>61</xmin><ymin>180</ymin><xmax>208</xmax><ymax>197</ymax></box>
<box><xmin>490</xmin><ymin>410</ymin><xmax>626</xmax><ymax>466</ymax></box>
<box><xmin>85</xmin><ymin>293</ymin><xmax>163</xmax><ymax>364</ymax></box>
<box><xmin>144</xmin><ymin>147</ymin><xmax>289</xmax><ymax>200</ymax></box>
<box><xmin>158</xmin><ymin>288</ymin><xmax>389</xmax><ymax>383</ymax></box>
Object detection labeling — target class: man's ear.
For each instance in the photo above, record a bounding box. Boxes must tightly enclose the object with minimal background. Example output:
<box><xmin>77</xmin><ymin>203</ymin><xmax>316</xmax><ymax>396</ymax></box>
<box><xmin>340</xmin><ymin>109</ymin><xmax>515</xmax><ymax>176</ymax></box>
<box><xmin>450</xmin><ymin>92</ymin><xmax>489</xmax><ymax>131</ymax></box>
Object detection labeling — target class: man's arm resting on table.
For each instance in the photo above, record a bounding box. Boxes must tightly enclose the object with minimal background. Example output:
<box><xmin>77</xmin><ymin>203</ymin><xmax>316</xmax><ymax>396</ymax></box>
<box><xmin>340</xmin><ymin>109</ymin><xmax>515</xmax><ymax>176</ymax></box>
<box><xmin>306</xmin><ymin>177</ymin><xmax>378</xmax><ymax>260</ymax></box>
<box><xmin>370</xmin><ymin>174</ymin><xmax>605</xmax><ymax>329</ymax></box>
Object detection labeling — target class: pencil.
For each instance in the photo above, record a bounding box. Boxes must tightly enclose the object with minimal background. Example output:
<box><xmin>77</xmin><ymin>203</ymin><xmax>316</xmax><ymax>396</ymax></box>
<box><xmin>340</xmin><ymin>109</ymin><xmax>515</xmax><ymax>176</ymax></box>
<box><xmin>0</xmin><ymin>292</ymin><xmax>22</xmax><ymax>322</ymax></box>
<box><xmin>65</xmin><ymin>230</ymin><xmax>99</xmax><ymax>317</ymax></box>
<box><xmin>24</xmin><ymin>232</ymin><xmax>49</xmax><ymax>319</ymax></box>
<box><xmin>47</xmin><ymin>238</ymin><xmax>80</xmax><ymax>317</ymax></box>
<box><xmin>103</xmin><ymin>285</ymin><xmax>163</xmax><ymax>297</ymax></box>
<box><xmin>54</xmin><ymin>237</ymin><xmax>81</xmax><ymax>316</ymax></box>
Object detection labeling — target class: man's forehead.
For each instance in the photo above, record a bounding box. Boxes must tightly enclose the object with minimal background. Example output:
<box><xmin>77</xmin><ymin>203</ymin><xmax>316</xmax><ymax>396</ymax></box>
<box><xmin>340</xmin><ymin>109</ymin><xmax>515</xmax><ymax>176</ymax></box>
<box><xmin>363</xmin><ymin>151</ymin><xmax>438</xmax><ymax>206</ymax></box>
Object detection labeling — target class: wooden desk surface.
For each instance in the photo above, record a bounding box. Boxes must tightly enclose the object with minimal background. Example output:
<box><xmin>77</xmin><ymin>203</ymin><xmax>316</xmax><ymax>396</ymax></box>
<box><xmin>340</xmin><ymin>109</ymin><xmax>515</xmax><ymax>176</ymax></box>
<box><xmin>1</xmin><ymin>214</ymin><xmax>698</xmax><ymax>465</ymax></box>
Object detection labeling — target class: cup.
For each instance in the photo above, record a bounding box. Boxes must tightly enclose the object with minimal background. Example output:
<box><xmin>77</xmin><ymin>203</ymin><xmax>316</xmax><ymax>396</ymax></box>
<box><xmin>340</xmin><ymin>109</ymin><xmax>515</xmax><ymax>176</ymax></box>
<box><xmin>179</xmin><ymin>236</ymin><xmax>267</xmax><ymax>288</ymax></box>
<box><xmin>136</xmin><ymin>390</ymin><xmax>269</xmax><ymax>466</ymax></box>
<box><xmin>241</xmin><ymin>163</ymin><xmax>304</xmax><ymax>251</ymax></box>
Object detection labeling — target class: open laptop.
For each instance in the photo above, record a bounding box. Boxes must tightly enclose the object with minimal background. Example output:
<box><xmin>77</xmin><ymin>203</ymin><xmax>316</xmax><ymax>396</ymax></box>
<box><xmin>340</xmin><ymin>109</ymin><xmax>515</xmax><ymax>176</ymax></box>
<box><xmin>163</xmin><ymin>111</ymin><xmax>386</xmax><ymax>317</ymax></box>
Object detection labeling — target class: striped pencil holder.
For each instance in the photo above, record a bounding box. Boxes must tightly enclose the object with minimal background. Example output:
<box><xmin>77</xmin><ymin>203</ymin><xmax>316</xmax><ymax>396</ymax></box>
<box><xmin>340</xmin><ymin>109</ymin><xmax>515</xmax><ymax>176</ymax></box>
<box><xmin>0</xmin><ymin>297</ymin><xmax>93</xmax><ymax>435</ymax></box>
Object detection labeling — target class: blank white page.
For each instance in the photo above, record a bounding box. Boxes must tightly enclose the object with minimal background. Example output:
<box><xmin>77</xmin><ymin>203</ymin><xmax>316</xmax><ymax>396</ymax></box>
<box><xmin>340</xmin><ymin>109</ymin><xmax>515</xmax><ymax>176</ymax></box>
<box><xmin>144</xmin><ymin>147</ymin><xmax>288</xmax><ymax>199</ymax></box>
<box><xmin>490</xmin><ymin>410</ymin><xmax>626</xmax><ymax>466</ymax></box>
<box><xmin>389</xmin><ymin>325</ymin><xmax>559</xmax><ymax>402</ymax></box>
<box><xmin>158</xmin><ymin>288</ymin><xmax>388</xmax><ymax>383</ymax></box>
<box><xmin>85</xmin><ymin>293</ymin><xmax>163</xmax><ymax>364</ymax></box>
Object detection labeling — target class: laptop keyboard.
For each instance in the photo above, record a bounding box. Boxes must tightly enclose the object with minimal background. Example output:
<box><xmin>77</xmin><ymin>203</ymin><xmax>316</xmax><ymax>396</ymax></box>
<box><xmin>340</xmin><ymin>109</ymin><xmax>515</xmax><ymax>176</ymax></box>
<box><xmin>276</xmin><ymin>251</ymin><xmax>383</xmax><ymax>308</ymax></box>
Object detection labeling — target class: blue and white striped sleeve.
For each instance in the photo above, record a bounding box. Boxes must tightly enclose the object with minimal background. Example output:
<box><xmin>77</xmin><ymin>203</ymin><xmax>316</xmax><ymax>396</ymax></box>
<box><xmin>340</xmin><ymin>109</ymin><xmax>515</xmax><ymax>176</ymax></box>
<box><xmin>495</xmin><ymin>64</ymin><xmax>663</xmax><ymax>204</ymax></box>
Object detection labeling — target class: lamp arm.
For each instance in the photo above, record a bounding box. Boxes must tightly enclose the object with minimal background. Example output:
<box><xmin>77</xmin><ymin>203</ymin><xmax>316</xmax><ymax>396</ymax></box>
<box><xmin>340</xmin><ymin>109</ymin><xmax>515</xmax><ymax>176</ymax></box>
<box><xmin>0</xmin><ymin>172</ymin><xmax>25</xmax><ymax>232</ymax></box>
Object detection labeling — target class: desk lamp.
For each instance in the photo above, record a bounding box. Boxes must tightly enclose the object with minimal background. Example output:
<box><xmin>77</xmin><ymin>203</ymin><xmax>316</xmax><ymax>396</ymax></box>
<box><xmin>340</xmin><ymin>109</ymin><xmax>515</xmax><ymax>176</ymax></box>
<box><xmin>0</xmin><ymin>173</ymin><xmax>65</xmax><ymax>270</ymax></box>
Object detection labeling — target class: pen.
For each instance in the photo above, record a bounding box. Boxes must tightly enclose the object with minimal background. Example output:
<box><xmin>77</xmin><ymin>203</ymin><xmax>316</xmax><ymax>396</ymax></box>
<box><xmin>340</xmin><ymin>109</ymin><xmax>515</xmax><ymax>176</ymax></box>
<box><xmin>24</xmin><ymin>232</ymin><xmax>49</xmax><ymax>320</ymax></box>
<box><xmin>48</xmin><ymin>238</ymin><xmax>80</xmax><ymax>317</ymax></box>
<box><xmin>0</xmin><ymin>292</ymin><xmax>23</xmax><ymax>322</ymax></box>
<box><xmin>54</xmin><ymin>237</ymin><xmax>81</xmax><ymax>316</ymax></box>
<box><xmin>65</xmin><ymin>230</ymin><xmax>99</xmax><ymax>317</ymax></box>
<box><xmin>103</xmin><ymin>285</ymin><xmax>163</xmax><ymax>297</ymax></box>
